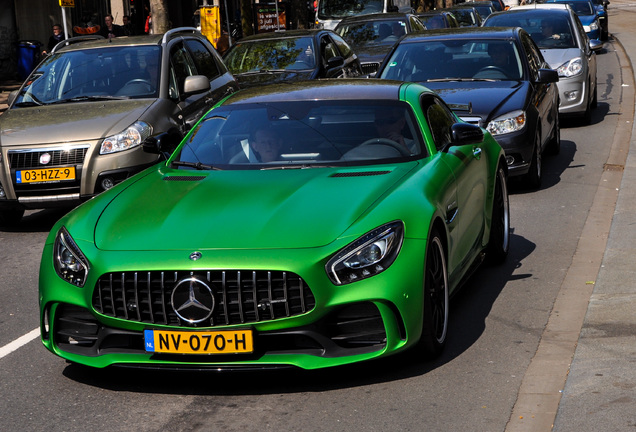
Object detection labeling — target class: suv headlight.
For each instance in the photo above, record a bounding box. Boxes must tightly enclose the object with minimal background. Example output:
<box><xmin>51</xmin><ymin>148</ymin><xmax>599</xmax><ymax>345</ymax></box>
<box><xmin>556</xmin><ymin>57</ymin><xmax>583</xmax><ymax>78</ymax></box>
<box><xmin>54</xmin><ymin>227</ymin><xmax>90</xmax><ymax>287</ymax></box>
<box><xmin>487</xmin><ymin>110</ymin><xmax>526</xmax><ymax>136</ymax></box>
<box><xmin>326</xmin><ymin>221</ymin><xmax>404</xmax><ymax>285</ymax></box>
<box><xmin>100</xmin><ymin>121</ymin><xmax>152</xmax><ymax>155</ymax></box>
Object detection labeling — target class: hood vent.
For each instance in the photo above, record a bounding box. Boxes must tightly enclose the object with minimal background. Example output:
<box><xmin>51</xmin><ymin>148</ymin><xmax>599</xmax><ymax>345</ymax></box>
<box><xmin>163</xmin><ymin>175</ymin><xmax>206</xmax><ymax>182</ymax></box>
<box><xmin>331</xmin><ymin>170</ymin><xmax>391</xmax><ymax>178</ymax></box>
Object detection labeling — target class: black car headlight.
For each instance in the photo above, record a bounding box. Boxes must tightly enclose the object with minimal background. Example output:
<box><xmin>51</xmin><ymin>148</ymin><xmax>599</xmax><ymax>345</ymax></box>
<box><xmin>487</xmin><ymin>110</ymin><xmax>526</xmax><ymax>136</ymax></box>
<box><xmin>54</xmin><ymin>227</ymin><xmax>90</xmax><ymax>287</ymax></box>
<box><xmin>100</xmin><ymin>121</ymin><xmax>152</xmax><ymax>155</ymax></box>
<box><xmin>326</xmin><ymin>221</ymin><xmax>404</xmax><ymax>285</ymax></box>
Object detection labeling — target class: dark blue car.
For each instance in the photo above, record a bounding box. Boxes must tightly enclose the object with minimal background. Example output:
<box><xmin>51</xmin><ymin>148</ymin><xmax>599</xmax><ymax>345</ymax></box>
<box><xmin>376</xmin><ymin>27</ymin><xmax>560</xmax><ymax>188</ymax></box>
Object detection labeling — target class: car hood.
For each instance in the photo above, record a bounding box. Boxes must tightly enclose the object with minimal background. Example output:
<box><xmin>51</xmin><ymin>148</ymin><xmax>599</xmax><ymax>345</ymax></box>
<box><xmin>93</xmin><ymin>164</ymin><xmax>416</xmax><ymax>251</ymax></box>
<box><xmin>235</xmin><ymin>71</ymin><xmax>317</xmax><ymax>88</ymax></box>
<box><xmin>540</xmin><ymin>48</ymin><xmax>582</xmax><ymax>69</ymax></box>
<box><xmin>0</xmin><ymin>99</ymin><xmax>155</xmax><ymax>146</ymax></box>
<box><xmin>424</xmin><ymin>81</ymin><xmax>527</xmax><ymax>122</ymax></box>
<box><xmin>576</xmin><ymin>14</ymin><xmax>596</xmax><ymax>25</ymax></box>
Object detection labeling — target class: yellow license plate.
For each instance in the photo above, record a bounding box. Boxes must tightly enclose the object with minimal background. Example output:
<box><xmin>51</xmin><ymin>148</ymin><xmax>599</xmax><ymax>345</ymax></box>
<box><xmin>16</xmin><ymin>167</ymin><xmax>76</xmax><ymax>183</ymax></box>
<box><xmin>144</xmin><ymin>329</ymin><xmax>253</xmax><ymax>354</ymax></box>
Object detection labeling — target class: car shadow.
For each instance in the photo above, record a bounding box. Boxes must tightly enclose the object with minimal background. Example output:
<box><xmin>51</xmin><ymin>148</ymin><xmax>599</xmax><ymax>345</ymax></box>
<box><xmin>0</xmin><ymin>208</ymin><xmax>69</xmax><ymax>233</ymax></box>
<box><xmin>61</xmin><ymin>232</ymin><xmax>535</xmax><ymax>395</ymax></box>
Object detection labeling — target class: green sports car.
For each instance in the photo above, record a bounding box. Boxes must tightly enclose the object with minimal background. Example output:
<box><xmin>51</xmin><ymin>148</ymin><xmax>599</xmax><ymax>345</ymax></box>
<box><xmin>39</xmin><ymin>80</ymin><xmax>509</xmax><ymax>370</ymax></box>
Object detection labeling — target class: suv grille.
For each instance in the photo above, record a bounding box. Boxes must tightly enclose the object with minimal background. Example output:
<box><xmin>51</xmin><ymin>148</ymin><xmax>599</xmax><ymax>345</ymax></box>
<box><xmin>361</xmin><ymin>62</ymin><xmax>380</xmax><ymax>76</ymax></box>
<box><xmin>9</xmin><ymin>147</ymin><xmax>89</xmax><ymax>169</ymax></box>
<box><xmin>93</xmin><ymin>270</ymin><xmax>316</xmax><ymax>327</ymax></box>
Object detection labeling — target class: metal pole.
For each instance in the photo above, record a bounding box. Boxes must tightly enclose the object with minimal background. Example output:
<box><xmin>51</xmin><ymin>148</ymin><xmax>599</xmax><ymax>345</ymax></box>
<box><xmin>223</xmin><ymin>0</ymin><xmax>232</xmax><ymax>46</ymax></box>
<box><xmin>61</xmin><ymin>6</ymin><xmax>69</xmax><ymax>40</ymax></box>
<box><xmin>275</xmin><ymin>0</ymin><xmax>280</xmax><ymax>31</ymax></box>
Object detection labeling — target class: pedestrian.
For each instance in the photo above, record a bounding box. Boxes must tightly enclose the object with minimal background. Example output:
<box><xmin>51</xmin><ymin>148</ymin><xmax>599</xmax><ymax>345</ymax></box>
<box><xmin>145</xmin><ymin>12</ymin><xmax>152</xmax><ymax>34</ymax></box>
<box><xmin>99</xmin><ymin>14</ymin><xmax>123</xmax><ymax>39</ymax></box>
<box><xmin>122</xmin><ymin>15</ymin><xmax>135</xmax><ymax>36</ymax></box>
<box><xmin>43</xmin><ymin>24</ymin><xmax>64</xmax><ymax>55</ymax></box>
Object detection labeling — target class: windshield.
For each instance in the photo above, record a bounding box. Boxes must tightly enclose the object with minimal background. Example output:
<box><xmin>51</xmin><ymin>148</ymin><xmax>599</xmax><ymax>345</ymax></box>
<box><xmin>484</xmin><ymin>12</ymin><xmax>577</xmax><ymax>49</ymax></box>
<box><xmin>549</xmin><ymin>0</ymin><xmax>595</xmax><ymax>15</ymax></box>
<box><xmin>224</xmin><ymin>37</ymin><xmax>316</xmax><ymax>74</ymax></box>
<box><xmin>452</xmin><ymin>10</ymin><xmax>480</xmax><ymax>27</ymax></box>
<box><xmin>318</xmin><ymin>0</ymin><xmax>384</xmax><ymax>20</ymax></box>
<box><xmin>380</xmin><ymin>39</ymin><xmax>524</xmax><ymax>81</ymax></box>
<box><xmin>14</xmin><ymin>46</ymin><xmax>160</xmax><ymax>106</ymax></box>
<box><xmin>337</xmin><ymin>20</ymin><xmax>407</xmax><ymax>47</ymax></box>
<box><xmin>174</xmin><ymin>100</ymin><xmax>425</xmax><ymax>169</ymax></box>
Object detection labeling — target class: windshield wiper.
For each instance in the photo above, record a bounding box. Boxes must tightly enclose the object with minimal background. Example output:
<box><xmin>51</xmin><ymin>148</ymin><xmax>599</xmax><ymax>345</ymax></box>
<box><xmin>239</xmin><ymin>69</ymin><xmax>286</xmax><ymax>76</ymax></box>
<box><xmin>171</xmin><ymin>160</ymin><xmax>221</xmax><ymax>171</ymax></box>
<box><xmin>49</xmin><ymin>95</ymin><xmax>131</xmax><ymax>104</ymax></box>
<box><xmin>426</xmin><ymin>78</ymin><xmax>496</xmax><ymax>82</ymax></box>
<box><xmin>13</xmin><ymin>101</ymin><xmax>42</xmax><ymax>107</ymax></box>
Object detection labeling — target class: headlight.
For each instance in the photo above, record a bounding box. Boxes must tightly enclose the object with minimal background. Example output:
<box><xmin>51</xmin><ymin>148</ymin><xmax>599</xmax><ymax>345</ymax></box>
<box><xmin>100</xmin><ymin>121</ymin><xmax>152</xmax><ymax>155</ymax></box>
<box><xmin>588</xmin><ymin>21</ymin><xmax>599</xmax><ymax>31</ymax></box>
<box><xmin>326</xmin><ymin>221</ymin><xmax>404</xmax><ymax>285</ymax></box>
<box><xmin>487</xmin><ymin>110</ymin><xmax>526</xmax><ymax>136</ymax></box>
<box><xmin>556</xmin><ymin>57</ymin><xmax>583</xmax><ymax>78</ymax></box>
<box><xmin>54</xmin><ymin>227</ymin><xmax>90</xmax><ymax>287</ymax></box>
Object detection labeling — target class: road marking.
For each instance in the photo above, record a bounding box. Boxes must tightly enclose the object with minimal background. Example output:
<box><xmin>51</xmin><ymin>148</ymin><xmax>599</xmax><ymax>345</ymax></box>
<box><xmin>0</xmin><ymin>328</ymin><xmax>40</xmax><ymax>360</ymax></box>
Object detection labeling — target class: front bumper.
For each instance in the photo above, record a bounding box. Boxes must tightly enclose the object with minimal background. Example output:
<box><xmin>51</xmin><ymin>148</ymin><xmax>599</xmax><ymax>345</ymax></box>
<box><xmin>555</xmin><ymin>75</ymin><xmax>588</xmax><ymax>116</ymax></box>
<box><xmin>39</xmin><ymin>237</ymin><xmax>428</xmax><ymax>370</ymax></box>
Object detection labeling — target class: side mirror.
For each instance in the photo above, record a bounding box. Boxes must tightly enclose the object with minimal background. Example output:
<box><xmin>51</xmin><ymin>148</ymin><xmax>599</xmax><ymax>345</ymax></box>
<box><xmin>182</xmin><ymin>75</ymin><xmax>210</xmax><ymax>97</ymax></box>
<box><xmin>8</xmin><ymin>90</ymin><xmax>18</xmax><ymax>106</ymax></box>
<box><xmin>326</xmin><ymin>56</ymin><xmax>345</xmax><ymax>70</ymax></box>
<box><xmin>450</xmin><ymin>122</ymin><xmax>484</xmax><ymax>147</ymax></box>
<box><xmin>589</xmin><ymin>39</ymin><xmax>603</xmax><ymax>52</ymax></box>
<box><xmin>142</xmin><ymin>128</ymin><xmax>183</xmax><ymax>158</ymax></box>
<box><xmin>537</xmin><ymin>68</ymin><xmax>559</xmax><ymax>84</ymax></box>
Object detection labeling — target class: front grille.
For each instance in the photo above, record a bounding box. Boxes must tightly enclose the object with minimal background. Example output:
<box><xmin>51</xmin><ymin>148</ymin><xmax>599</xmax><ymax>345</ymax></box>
<box><xmin>93</xmin><ymin>270</ymin><xmax>316</xmax><ymax>327</ymax></box>
<box><xmin>9</xmin><ymin>147</ymin><xmax>89</xmax><ymax>169</ymax></box>
<box><xmin>361</xmin><ymin>62</ymin><xmax>380</xmax><ymax>76</ymax></box>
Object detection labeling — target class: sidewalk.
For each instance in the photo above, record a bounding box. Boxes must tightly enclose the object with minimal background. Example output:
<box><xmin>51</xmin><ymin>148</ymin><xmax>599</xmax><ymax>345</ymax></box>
<box><xmin>553</xmin><ymin>1</ymin><xmax>636</xmax><ymax>431</ymax></box>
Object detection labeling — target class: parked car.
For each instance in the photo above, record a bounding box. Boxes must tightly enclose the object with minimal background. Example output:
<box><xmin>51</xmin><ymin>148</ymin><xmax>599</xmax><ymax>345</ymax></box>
<box><xmin>446</xmin><ymin>5</ymin><xmax>485</xmax><ymax>27</ymax></box>
<box><xmin>222</xmin><ymin>29</ymin><xmax>362</xmax><ymax>89</ymax></box>
<box><xmin>417</xmin><ymin>10</ymin><xmax>460</xmax><ymax>29</ymax></box>
<box><xmin>545</xmin><ymin>0</ymin><xmax>607</xmax><ymax>41</ymax></box>
<box><xmin>0</xmin><ymin>28</ymin><xmax>238</xmax><ymax>225</ymax></box>
<box><xmin>376</xmin><ymin>27</ymin><xmax>560</xmax><ymax>188</ymax></box>
<box><xmin>590</xmin><ymin>0</ymin><xmax>610</xmax><ymax>40</ymax></box>
<box><xmin>484</xmin><ymin>4</ymin><xmax>601</xmax><ymax>123</ymax></box>
<box><xmin>38</xmin><ymin>79</ymin><xmax>510</xmax><ymax>370</ymax></box>
<box><xmin>335</xmin><ymin>12</ymin><xmax>426</xmax><ymax>76</ymax></box>
<box><xmin>474</xmin><ymin>0</ymin><xmax>507</xmax><ymax>12</ymax></box>
<box><xmin>460</xmin><ymin>1</ymin><xmax>496</xmax><ymax>19</ymax></box>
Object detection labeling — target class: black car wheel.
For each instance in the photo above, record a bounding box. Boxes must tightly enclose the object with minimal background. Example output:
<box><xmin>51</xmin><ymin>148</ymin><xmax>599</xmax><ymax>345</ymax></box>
<box><xmin>417</xmin><ymin>230</ymin><xmax>449</xmax><ymax>359</ymax></box>
<box><xmin>486</xmin><ymin>165</ymin><xmax>510</xmax><ymax>264</ymax></box>
<box><xmin>525</xmin><ymin>132</ymin><xmax>542</xmax><ymax>189</ymax></box>
<box><xmin>0</xmin><ymin>208</ymin><xmax>25</xmax><ymax>226</ymax></box>
<box><xmin>582</xmin><ymin>79</ymin><xmax>593</xmax><ymax>125</ymax></box>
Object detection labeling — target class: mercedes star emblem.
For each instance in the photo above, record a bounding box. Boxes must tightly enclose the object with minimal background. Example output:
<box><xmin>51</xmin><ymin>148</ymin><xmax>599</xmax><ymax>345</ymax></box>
<box><xmin>171</xmin><ymin>277</ymin><xmax>214</xmax><ymax>324</ymax></box>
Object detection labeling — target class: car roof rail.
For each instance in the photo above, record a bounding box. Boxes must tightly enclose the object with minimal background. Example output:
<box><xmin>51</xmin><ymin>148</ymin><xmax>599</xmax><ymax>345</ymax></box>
<box><xmin>51</xmin><ymin>35</ymin><xmax>105</xmax><ymax>54</ymax></box>
<box><xmin>162</xmin><ymin>27</ymin><xmax>200</xmax><ymax>44</ymax></box>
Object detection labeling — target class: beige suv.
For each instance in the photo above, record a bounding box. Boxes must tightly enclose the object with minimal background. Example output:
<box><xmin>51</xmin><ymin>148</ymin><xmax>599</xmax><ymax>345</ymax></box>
<box><xmin>0</xmin><ymin>28</ymin><xmax>238</xmax><ymax>225</ymax></box>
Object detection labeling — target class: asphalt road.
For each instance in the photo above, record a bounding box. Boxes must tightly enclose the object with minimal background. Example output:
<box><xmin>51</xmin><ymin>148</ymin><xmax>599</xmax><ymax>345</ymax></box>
<box><xmin>0</xmin><ymin>22</ymin><xmax>631</xmax><ymax>432</ymax></box>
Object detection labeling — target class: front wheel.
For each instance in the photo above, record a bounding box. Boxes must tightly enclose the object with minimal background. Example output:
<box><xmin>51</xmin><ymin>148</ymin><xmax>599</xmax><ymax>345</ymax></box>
<box><xmin>417</xmin><ymin>230</ymin><xmax>449</xmax><ymax>359</ymax></box>
<box><xmin>486</xmin><ymin>166</ymin><xmax>510</xmax><ymax>264</ymax></box>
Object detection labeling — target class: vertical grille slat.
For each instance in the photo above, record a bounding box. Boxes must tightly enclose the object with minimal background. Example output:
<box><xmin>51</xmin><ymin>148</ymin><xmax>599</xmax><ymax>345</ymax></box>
<box><xmin>92</xmin><ymin>270</ymin><xmax>315</xmax><ymax>327</ymax></box>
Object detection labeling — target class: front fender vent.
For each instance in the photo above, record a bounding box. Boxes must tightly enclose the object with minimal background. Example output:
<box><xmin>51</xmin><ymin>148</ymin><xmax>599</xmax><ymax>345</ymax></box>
<box><xmin>163</xmin><ymin>176</ymin><xmax>206</xmax><ymax>181</ymax></box>
<box><xmin>330</xmin><ymin>170</ymin><xmax>391</xmax><ymax>178</ymax></box>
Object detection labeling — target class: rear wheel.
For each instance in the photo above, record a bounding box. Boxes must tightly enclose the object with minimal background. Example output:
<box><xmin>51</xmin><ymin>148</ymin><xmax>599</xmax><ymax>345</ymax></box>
<box><xmin>486</xmin><ymin>165</ymin><xmax>510</xmax><ymax>264</ymax></box>
<box><xmin>417</xmin><ymin>230</ymin><xmax>449</xmax><ymax>359</ymax></box>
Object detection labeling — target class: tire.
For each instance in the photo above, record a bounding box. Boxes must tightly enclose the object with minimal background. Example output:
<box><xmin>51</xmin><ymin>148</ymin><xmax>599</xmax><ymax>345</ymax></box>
<box><xmin>591</xmin><ymin>78</ymin><xmax>598</xmax><ymax>109</ymax></box>
<box><xmin>546</xmin><ymin>110</ymin><xmax>561</xmax><ymax>156</ymax></box>
<box><xmin>486</xmin><ymin>165</ymin><xmax>510</xmax><ymax>265</ymax></box>
<box><xmin>582</xmin><ymin>80</ymin><xmax>593</xmax><ymax>125</ymax></box>
<box><xmin>0</xmin><ymin>208</ymin><xmax>25</xmax><ymax>227</ymax></box>
<box><xmin>524</xmin><ymin>132</ymin><xmax>542</xmax><ymax>189</ymax></box>
<box><xmin>417</xmin><ymin>230</ymin><xmax>449</xmax><ymax>359</ymax></box>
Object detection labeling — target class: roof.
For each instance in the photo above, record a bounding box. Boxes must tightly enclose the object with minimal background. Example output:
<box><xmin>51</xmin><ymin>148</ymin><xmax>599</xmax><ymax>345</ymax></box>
<box><xmin>221</xmin><ymin>79</ymin><xmax>420</xmax><ymax>105</ymax></box>
<box><xmin>399</xmin><ymin>26</ymin><xmax>519</xmax><ymax>42</ymax></box>
<box><xmin>336</xmin><ymin>12</ymin><xmax>416</xmax><ymax>25</ymax></box>
<box><xmin>235</xmin><ymin>29</ymin><xmax>332</xmax><ymax>42</ymax></box>
<box><xmin>511</xmin><ymin>3</ymin><xmax>570</xmax><ymax>10</ymax></box>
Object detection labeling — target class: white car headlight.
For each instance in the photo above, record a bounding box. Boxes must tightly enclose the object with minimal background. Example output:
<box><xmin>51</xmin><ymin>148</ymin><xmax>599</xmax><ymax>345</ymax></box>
<box><xmin>326</xmin><ymin>221</ymin><xmax>404</xmax><ymax>285</ymax></box>
<box><xmin>100</xmin><ymin>121</ymin><xmax>152</xmax><ymax>155</ymax></box>
<box><xmin>585</xmin><ymin>21</ymin><xmax>599</xmax><ymax>32</ymax></box>
<box><xmin>487</xmin><ymin>110</ymin><xmax>526</xmax><ymax>136</ymax></box>
<box><xmin>54</xmin><ymin>227</ymin><xmax>90</xmax><ymax>287</ymax></box>
<box><xmin>556</xmin><ymin>57</ymin><xmax>583</xmax><ymax>78</ymax></box>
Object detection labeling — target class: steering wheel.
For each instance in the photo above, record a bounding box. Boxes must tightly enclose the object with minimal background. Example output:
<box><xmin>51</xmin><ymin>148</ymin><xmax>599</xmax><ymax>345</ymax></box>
<box><xmin>358</xmin><ymin>138</ymin><xmax>411</xmax><ymax>156</ymax></box>
<box><xmin>474</xmin><ymin>66</ymin><xmax>508</xmax><ymax>79</ymax></box>
<box><xmin>124</xmin><ymin>79</ymin><xmax>153</xmax><ymax>89</ymax></box>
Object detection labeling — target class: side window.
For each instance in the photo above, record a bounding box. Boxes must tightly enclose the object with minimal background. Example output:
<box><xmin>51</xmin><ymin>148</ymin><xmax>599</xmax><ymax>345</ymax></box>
<box><xmin>330</xmin><ymin>34</ymin><xmax>351</xmax><ymax>58</ymax></box>
<box><xmin>321</xmin><ymin>36</ymin><xmax>338</xmax><ymax>64</ymax></box>
<box><xmin>184</xmin><ymin>39</ymin><xmax>221</xmax><ymax>80</ymax></box>
<box><xmin>169</xmin><ymin>42</ymin><xmax>197</xmax><ymax>99</ymax></box>
<box><xmin>411</xmin><ymin>16</ymin><xmax>426</xmax><ymax>32</ymax></box>
<box><xmin>526</xmin><ymin>35</ymin><xmax>547</xmax><ymax>69</ymax></box>
<box><xmin>521</xmin><ymin>35</ymin><xmax>540</xmax><ymax>80</ymax></box>
<box><xmin>422</xmin><ymin>96</ymin><xmax>455</xmax><ymax>151</ymax></box>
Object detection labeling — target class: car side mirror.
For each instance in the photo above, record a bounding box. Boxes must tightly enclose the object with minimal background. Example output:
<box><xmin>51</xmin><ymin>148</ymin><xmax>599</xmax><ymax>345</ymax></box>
<box><xmin>143</xmin><ymin>128</ymin><xmax>183</xmax><ymax>159</ymax></box>
<box><xmin>449</xmin><ymin>122</ymin><xmax>484</xmax><ymax>147</ymax></box>
<box><xmin>326</xmin><ymin>56</ymin><xmax>345</xmax><ymax>70</ymax></box>
<box><xmin>537</xmin><ymin>68</ymin><xmax>559</xmax><ymax>84</ymax></box>
<box><xmin>8</xmin><ymin>90</ymin><xmax>18</xmax><ymax>106</ymax></box>
<box><xmin>589</xmin><ymin>39</ymin><xmax>603</xmax><ymax>52</ymax></box>
<box><xmin>182</xmin><ymin>75</ymin><xmax>211</xmax><ymax>98</ymax></box>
